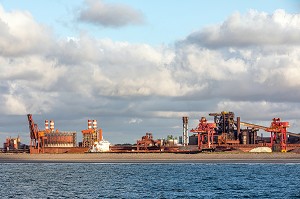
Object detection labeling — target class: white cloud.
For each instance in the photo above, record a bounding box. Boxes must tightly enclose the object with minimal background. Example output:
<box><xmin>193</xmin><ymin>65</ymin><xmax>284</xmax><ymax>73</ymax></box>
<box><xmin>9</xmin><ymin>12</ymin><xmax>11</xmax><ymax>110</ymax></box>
<box><xmin>1</xmin><ymin>7</ymin><xmax>300</xmax><ymax>143</ymax></box>
<box><xmin>3</xmin><ymin>94</ymin><xmax>27</xmax><ymax>115</ymax></box>
<box><xmin>78</xmin><ymin>0</ymin><xmax>144</xmax><ymax>27</ymax></box>
<box><xmin>0</xmin><ymin>5</ymin><xmax>54</xmax><ymax>56</ymax></box>
<box><xmin>186</xmin><ymin>9</ymin><xmax>300</xmax><ymax>48</ymax></box>
<box><xmin>128</xmin><ymin>118</ymin><xmax>143</xmax><ymax>124</ymax></box>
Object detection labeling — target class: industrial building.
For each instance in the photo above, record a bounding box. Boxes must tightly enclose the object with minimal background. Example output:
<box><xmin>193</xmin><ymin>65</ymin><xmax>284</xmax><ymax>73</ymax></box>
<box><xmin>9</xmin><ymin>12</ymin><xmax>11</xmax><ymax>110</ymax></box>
<box><xmin>2</xmin><ymin>111</ymin><xmax>300</xmax><ymax>154</ymax></box>
<box><xmin>81</xmin><ymin>119</ymin><xmax>102</xmax><ymax>148</ymax></box>
<box><xmin>187</xmin><ymin>111</ymin><xmax>300</xmax><ymax>152</ymax></box>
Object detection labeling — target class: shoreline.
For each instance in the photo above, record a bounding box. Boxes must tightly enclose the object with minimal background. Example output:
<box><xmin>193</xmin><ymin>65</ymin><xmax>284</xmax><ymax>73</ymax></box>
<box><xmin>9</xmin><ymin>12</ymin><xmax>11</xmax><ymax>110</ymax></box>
<box><xmin>1</xmin><ymin>152</ymin><xmax>300</xmax><ymax>163</ymax></box>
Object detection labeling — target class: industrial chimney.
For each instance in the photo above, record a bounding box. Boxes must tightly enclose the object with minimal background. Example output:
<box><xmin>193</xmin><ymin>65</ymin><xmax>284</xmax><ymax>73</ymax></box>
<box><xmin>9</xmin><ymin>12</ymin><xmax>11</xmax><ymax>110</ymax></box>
<box><xmin>88</xmin><ymin>120</ymin><xmax>92</xmax><ymax>129</ymax></box>
<box><xmin>182</xmin><ymin>116</ymin><xmax>189</xmax><ymax>146</ymax></box>
<box><xmin>45</xmin><ymin>120</ymin><xmax>49</xmax><ymax>130</ymax></box>
<box><xmin>92</xmin><ymin>120</ymin><xmax>97</xmax><ymax>129</ymax></box>
<box><xmin>50</xmin><ymin>120</ymin><xmax>54</xmax><ymax>132</ymax></box>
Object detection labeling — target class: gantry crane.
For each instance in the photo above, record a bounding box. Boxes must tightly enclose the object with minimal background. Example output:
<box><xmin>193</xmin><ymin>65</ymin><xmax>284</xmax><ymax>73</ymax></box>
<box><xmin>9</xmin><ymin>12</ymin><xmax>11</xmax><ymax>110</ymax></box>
<box><xmin>190</xmin><ymin>117</ymin><xmax>216</xmax><ymax>150</ymax></box>
<box><xmin>240</xmin><ymin>118</ymin><xmax>289</xmax><ymax>152</ymax></box>
<box><xmin>27</xmin><ymin>114</ymin><xmax>46</xmax><ymax>153</ymax></box>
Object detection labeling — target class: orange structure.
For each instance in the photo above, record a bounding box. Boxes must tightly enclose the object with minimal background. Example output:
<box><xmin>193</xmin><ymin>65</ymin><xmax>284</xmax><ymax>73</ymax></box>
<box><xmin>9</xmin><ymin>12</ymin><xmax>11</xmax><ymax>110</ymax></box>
<box><xmin>27</xmin><ymin>114</ymin><xmax>77</xmax><ymax>153</ymax></box>
<box><xmin>136</xmin><ymin>133</ymin><xmax>161</xmax><ymax>151</ymax></box>
<box><xmin>81</xmin><ymin>119</ymin><xmax>103</xmax><ymax>147</ymax></box>
<box><xmin>265</xmin><ymin>118</ymin><xmax>289</xmax><ymax>152</ymax></box>
<box><xmin>190</xmin><ymin>117</ymin><xmax>216</xmax><ymax>150</ymax></box>
<box><xmin>240</xmin><ymin>118</ymin><xmax>289</xmax><ymax>152</ymax></box>
<box><xmin>27</xmin><ymin>114</ymin><xmax>47</xmax><ymax>153</ymax></box>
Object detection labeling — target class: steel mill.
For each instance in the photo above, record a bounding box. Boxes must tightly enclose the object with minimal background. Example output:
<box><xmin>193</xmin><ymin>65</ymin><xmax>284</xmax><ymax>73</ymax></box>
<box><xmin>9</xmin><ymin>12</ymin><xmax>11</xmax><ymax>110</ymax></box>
<box><xmin>2</xmin><ymin>111</ymin><xmax>300</xmax><ymax>154</ymax></box>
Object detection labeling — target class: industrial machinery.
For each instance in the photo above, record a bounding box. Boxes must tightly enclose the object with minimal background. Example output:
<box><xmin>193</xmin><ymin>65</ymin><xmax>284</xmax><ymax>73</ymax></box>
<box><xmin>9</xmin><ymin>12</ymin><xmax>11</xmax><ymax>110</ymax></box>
<box><xmin>208</xmin><ymin>111</ymin><xmax>259</xmax><ymax>145</ymax></box>
<box><xmin>27</xmin><ymin>114</ymin><xmax>77</xmax><ymax>153</ymax></box>
<box><xmin>190</xmin><ymin>117</ymin><xmax>216</xmax><ymax>150</ymax></box>
<box><xmin>240</xmin><ymin>118</ymin><xmax>289</xmax><ymax>152</ymax></box>
<box><xmin>27</xmin><ymin>114</ymin><xmax>47</xmax><ymax>153</ymax></box>
<box><xmin>81</xmin><ymin>120</ymin><xmax>103</xmax><ymax>148</ymax></box>
<box><xmin>209</xmin><ymin>111</ymin><xmax>240</xmax><ymax>144</ymax></box>
<box><xmin>136</xmin><ymin>133</ymin><xmax>162</xmax><ymax>151</ymax></box>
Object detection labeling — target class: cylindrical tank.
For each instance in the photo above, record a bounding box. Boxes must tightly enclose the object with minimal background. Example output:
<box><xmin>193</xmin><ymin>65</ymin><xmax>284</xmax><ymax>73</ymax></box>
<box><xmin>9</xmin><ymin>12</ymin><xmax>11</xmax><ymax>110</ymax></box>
<box><xmin>88</xmin><ymin>120</ymin><xmax>92</xmax><ymax>129</ymax></box>
<box><xmin>93</xmin><ymin>120</ymin><xmax>97</xmax><ymax>129</ymax></box>
<box><xmin>45</xmin><ymin>120</ymin><xmax>49</xmax><ymax>130</ymax></box>
<box><xmin>50</xmin><ymin>120</ymin><xmax>54</xmax><ymax>131</ymax></box>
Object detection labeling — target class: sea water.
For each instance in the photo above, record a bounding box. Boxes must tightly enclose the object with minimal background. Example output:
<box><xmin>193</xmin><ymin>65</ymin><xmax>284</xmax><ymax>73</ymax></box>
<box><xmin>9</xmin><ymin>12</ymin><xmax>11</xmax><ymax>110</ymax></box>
<box><xmin>1</xmin><ymin>163</ymin><xmax>300</xmax><ymax>198</ymax></box>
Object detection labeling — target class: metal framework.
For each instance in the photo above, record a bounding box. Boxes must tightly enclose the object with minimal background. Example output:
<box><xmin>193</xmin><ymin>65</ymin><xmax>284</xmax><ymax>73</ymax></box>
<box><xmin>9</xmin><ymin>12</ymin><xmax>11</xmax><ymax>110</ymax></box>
<box><xmin>190</xmin><ymin>117</ymin><xmax>216</xmax><ymax>150</ymax></box>
<box><xmin>27</xmin><ymin>114</ymin><xmax>46</xmax><ymax>153</ymax></box>
<box><xmin>209</xmin><ymin>111</ymin><xmax>240</xmax><ymax>144</ymax></box>
<box><xmin>240</xmin><ymin>118</ymin><xmax>289</xmax><ymax>152</ymax></box>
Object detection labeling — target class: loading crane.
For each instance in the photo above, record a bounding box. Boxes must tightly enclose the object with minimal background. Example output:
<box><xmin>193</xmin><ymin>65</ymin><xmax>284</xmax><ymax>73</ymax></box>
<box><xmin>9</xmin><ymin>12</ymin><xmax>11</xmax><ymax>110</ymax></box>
<box><xmin>190</xmin><ymin>117</ymin><xmax>216</xmax><ymax>150</ymax></box>
<box><xmin>240</xmin><ymin>118</ymin><xmax>289</xmax><ymax>152</ymax></box>
<box><xmin>27</xmin><ymin>114</ymin><xmax>46</xmax><ymax>153</ymax></box>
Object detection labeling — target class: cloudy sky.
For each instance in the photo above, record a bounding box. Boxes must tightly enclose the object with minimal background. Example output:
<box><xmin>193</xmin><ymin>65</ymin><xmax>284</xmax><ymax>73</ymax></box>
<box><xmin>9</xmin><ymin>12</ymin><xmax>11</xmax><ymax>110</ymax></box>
<box><xmin>1</xmin><ymin>0</ymin><xmax>300</xmax><ymax>145</ymax></box>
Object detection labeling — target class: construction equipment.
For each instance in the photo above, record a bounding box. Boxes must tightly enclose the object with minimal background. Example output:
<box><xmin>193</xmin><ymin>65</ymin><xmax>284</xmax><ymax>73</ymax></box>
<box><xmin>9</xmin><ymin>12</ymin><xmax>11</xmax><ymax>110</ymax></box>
<box><xmin>240</xmin><ymin>118</ymin><xmax>289</xmax><ymax>152</ymax></box>
<box><xmin>27</xmin><ymin>114</ymin><xmax>47</xmax><ymax>153</ymax></box>
<box><xmin>190</xmin><ymin>117</ymin><xmax>216</xmax><ymax>150</ymax></box>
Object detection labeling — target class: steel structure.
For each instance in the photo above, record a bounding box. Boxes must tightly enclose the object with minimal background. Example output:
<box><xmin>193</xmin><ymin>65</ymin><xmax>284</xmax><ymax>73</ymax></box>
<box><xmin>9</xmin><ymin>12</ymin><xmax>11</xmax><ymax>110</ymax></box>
<box><xmin>240</xmin><ymin>118</ymin><xmax>289</xmax><ymax>152</ymax></box>
<box><xmin>209</xmin><ymin>111</ymin><xmax>240</xmax><ymax>144</ymax></box>
<box><xmin>27</xmin><ymin>114</ymin><xmax>46</xmax><ymax>153</ymax></box>
<box><xmin>190</xmin><ymin>117</ymin><xmax>216</xmax><ymax>150</ymax></box>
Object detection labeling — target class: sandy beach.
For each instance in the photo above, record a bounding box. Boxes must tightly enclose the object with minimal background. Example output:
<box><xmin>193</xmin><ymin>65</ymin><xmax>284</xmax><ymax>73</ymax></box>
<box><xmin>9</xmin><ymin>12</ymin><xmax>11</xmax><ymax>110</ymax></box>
<box><xmin>1</xmin><ymin>152</ymin><xmax>300</xmax><ymax>163</ymax></box>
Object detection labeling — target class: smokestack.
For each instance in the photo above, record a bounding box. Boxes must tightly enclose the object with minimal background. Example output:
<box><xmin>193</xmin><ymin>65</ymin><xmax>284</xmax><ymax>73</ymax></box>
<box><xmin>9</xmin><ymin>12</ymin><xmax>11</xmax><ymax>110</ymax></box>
<box><xmin>93</xmin><ymin>120</ymin><xmax>97</xmax><ymax>129</ymax></box>
<box><xmin>183</xmin><ymin>116</ymin><xmax>189</xmax><ymax>146</ymax></box>
<box><xmin>45</xmin><ymin>120</ymin><xmax>49</xmax><ymax>130</ymax></box>
<box><xmin>88</xmin><ymin>120</ymin><xmax>92</xmax><ymax>129</ymax></box>
<box><xmin>50</xmin><ymin>120</ymin><xmax>54</xmax><ymax>132</ymax></box>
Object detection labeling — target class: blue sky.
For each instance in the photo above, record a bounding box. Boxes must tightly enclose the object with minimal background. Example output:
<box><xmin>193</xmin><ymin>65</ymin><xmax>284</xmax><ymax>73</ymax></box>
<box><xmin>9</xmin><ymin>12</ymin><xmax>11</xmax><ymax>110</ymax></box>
<box><xmin>1</xmin><ymin>0</ymin><xmax>300</xmax><ymax>145</ymax></box>
<box><xmin>2</xmin><ymin>0</ymin><xmax>299</xmax><ymax>44</ymax></box>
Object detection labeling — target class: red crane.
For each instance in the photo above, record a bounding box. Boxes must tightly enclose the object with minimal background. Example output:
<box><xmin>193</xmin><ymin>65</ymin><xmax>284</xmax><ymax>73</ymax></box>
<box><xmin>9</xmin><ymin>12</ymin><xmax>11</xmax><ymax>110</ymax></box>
<box><xmin>190</xmin><ymin>117</ymin><xmax>216</xmax><ymax>150</ymax></box>
<box><xmin>27</xmin><ymin>114</ymin><xmax>46</xmax><ymax>153</ymax></box>
<box><xmin>265</xmin><ymin>118</ymin><xmax>289</xmax><ymax>152</ymax></box>
<box><xmin>240</xmin><ymin>118</ymin><xmax>289</xmax><ymax>152</ymax></box>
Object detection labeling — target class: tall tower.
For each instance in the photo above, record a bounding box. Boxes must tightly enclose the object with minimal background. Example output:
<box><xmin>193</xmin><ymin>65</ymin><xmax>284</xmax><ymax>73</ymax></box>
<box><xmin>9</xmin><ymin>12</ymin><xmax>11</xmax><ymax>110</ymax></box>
<box><xmin>183</xmin><ymin>116</ymin><xmax>189</xmax><ymax>146</ymax></box>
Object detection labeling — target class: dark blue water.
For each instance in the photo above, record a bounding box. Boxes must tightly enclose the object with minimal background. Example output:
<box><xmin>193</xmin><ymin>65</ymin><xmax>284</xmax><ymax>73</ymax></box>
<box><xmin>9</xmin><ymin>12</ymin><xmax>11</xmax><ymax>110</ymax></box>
<box><xmin>1</xmin><ymin>163</ymin><xmax>300</xmax><ymax>198</ymax></box>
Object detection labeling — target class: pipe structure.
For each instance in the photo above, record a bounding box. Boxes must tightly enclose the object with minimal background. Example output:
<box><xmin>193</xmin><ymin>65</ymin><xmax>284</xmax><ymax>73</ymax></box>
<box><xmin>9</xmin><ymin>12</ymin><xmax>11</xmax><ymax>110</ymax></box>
<box><xmin>237</xmin><ymin>117</ymin><xmax>241</xmax><ymax>140</ymax></box>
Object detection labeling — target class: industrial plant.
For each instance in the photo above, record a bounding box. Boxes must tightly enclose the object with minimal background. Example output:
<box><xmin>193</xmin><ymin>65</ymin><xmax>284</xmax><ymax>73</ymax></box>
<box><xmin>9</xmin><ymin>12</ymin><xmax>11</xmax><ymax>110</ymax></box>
<box><xmin>1</xmin><ymin>111</ymin><xmax>300</xmax><ymax>154</ymax></box>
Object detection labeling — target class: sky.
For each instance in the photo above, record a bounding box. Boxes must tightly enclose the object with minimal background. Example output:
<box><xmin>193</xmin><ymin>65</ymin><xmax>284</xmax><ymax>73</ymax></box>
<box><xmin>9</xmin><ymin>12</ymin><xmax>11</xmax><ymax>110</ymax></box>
<box><xmin>0</xmin><ymin>0</ymin><xmax>300</xmax><ymax>145</ymax></box>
